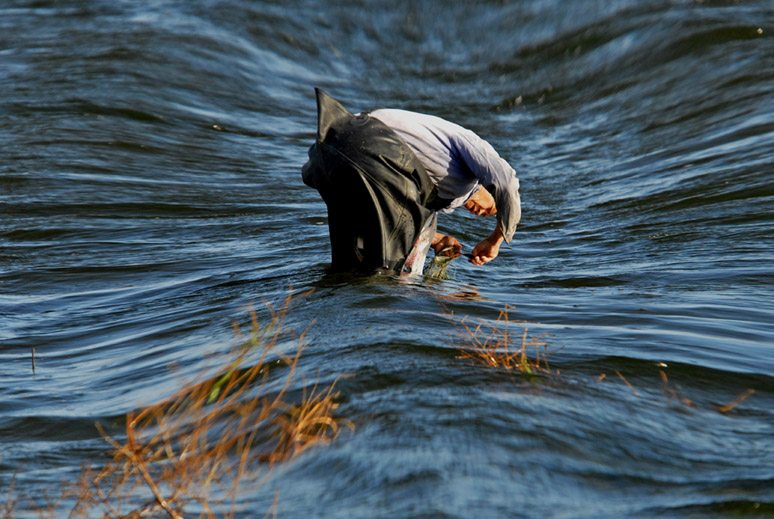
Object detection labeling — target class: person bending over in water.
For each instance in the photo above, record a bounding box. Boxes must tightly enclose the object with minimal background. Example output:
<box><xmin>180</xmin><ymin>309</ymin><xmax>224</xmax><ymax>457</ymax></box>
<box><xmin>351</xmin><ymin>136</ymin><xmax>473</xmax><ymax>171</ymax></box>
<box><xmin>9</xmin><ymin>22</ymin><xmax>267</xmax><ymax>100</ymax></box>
<box><xmin>302</xmin><ymin>88</ymin><xmax>521</xmax><ymax>274</ymax></box>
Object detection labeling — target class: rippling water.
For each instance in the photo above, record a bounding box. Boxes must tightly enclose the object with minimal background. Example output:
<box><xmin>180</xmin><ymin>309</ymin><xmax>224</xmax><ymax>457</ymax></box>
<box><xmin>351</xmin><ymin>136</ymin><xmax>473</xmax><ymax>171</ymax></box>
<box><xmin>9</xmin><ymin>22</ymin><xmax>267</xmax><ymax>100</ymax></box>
<box><xmin>1</xmin><ymin>0</ymin><xmax>772</xmax><ymax>516</ymax></box>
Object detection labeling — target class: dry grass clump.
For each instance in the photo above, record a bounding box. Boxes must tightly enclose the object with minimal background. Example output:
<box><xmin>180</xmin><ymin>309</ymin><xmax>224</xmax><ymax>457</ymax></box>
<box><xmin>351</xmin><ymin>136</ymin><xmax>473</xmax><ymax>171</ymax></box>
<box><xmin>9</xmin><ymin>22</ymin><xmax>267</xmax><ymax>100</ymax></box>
<box><xmin>457</xmin><ymin>306</ymin><xmax>555</xmax><ymax>377</ymax></box>
<box><xmin>63</xmin><ymin>295</ymin><xmax>350</xmax><ymax>518</ymax></box>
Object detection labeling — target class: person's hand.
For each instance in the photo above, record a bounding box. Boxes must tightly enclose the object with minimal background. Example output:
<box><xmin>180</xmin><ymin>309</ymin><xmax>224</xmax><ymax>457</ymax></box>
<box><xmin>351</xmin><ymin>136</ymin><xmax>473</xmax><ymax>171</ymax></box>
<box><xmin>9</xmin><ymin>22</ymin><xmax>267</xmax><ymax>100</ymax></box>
<box><xmin>469</xmin><ymin>227</ymin><xmax>504</xmax><ymax>265</ymax></box>
<box><xmin>463</xmin><ymin>186</ymin><xmax>497</xmax><ymax>216</ymax></box>
<box><xmin>431</xmin><ymin>234</ymin><xmax>462</xmax><ymax>258</ymax></box>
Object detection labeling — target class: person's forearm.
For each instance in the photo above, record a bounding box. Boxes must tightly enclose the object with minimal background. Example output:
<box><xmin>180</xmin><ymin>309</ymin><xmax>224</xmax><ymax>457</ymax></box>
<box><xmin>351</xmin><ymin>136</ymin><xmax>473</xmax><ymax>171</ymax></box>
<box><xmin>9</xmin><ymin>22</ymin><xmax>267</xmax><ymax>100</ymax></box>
<box><xmin>488</xmin><ymin>224</ymin><xmax>505</xmax><ymax>245</ymax></box>
<box><xmin>470</xmin><ymin>225</ymin><xmax>504</xmax><ymax>265</ymax></box>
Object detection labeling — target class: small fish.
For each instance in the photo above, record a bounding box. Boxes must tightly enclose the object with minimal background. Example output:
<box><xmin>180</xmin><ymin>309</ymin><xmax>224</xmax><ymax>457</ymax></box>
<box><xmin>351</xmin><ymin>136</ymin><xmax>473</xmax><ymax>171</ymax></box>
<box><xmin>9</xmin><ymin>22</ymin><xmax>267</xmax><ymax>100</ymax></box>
<box><xmin>425</xmin><ymin>247</ymin><xmax>471</xmax><ymax>280</ymax></box>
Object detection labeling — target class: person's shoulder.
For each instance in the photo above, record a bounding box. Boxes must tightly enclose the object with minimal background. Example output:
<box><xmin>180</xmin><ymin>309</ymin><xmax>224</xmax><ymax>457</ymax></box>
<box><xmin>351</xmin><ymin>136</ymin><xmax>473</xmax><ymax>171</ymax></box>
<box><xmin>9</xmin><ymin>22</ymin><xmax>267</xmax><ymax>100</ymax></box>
<box><xmin>371</xmin><ymin>108</ymin><xmax>425</xmax><ymax>121</ymax></box>
<box><xmin>373</xmin><ymin>108</ymin><xmax>468</xmax><ymax>133</ymax></box>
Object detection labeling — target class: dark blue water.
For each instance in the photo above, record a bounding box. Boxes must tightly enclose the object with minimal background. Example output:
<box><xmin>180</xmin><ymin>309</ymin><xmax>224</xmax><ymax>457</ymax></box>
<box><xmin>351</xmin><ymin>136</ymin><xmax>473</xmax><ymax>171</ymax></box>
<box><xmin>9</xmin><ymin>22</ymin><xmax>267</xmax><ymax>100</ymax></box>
<box><xmin>1</xmin><ymin>0</ymin><xmax>772</xmax><ymax>516</ymax></box>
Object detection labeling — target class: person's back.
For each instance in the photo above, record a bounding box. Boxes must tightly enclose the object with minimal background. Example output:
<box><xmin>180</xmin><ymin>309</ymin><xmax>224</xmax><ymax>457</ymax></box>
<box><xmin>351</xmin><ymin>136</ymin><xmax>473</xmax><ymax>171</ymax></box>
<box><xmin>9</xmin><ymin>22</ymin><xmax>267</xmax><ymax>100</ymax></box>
<box><xmin>302</xmin><ymin>90</ymin><xmax>440</xmax><ymax>273</ymax></box>
<box><xmin>302</xmin><ymin>89</ymin><xmax>522</xmax><ymax>273</ymax></box>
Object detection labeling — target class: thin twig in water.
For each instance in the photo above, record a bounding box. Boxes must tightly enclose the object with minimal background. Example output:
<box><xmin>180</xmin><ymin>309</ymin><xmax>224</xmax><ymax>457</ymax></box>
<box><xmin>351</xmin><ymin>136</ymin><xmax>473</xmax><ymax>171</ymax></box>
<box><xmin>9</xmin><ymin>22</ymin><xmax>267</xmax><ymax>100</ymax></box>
<box><xmin>716</xmin><ymin>388</ymin><xmax>755</xmax><ymax>414</ymax></box>
<box><xmin>659</xmin><ymin>369</ymin><xmax>695</xmax><ymax>407</ymax></box>
<box><xmin>125</xmin><ymin>411</ymin><xmax>183</xmax><ymax>519</ymax></box>
<box><xmin>3</xmin><ymin>476</ymin><xmax>17</xmax><ymax>519</ymax></box>
<box><xmin>615</xmin><ymin>371</ymin><xmax>638</xmax><ymax>396</ymax></box>
<box><xmin>264</xmin><ymin>490</ymin><xmax>281</xmax><ymax>519</ymax></box>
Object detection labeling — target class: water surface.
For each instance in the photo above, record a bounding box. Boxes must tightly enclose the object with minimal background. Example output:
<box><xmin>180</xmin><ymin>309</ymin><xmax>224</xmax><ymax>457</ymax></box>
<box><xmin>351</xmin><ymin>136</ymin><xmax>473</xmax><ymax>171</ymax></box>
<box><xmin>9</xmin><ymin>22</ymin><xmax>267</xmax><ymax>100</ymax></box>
<box><xmin>1</xmin><ymin>0</ymin><xmax>772</xmax><ymax>516</ymax></box>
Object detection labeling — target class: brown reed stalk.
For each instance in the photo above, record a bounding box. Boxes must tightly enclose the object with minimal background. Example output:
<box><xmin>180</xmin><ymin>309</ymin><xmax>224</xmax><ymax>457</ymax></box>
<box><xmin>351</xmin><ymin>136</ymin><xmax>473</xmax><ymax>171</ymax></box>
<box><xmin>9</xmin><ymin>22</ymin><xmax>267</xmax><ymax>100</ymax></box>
<box><xmin>67</xmin><ymin>294</ymin><xmax>347</xmax><ymax>518</ymax></box>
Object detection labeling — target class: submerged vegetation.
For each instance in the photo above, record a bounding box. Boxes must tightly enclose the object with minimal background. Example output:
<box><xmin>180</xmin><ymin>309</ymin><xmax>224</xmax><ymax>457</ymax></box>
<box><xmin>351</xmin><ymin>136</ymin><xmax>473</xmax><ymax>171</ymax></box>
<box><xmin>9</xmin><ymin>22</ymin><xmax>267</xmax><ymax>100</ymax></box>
<box><xmin>454</xmin><ymin>305</ymin><xmax>755</xmax><ymax>415</ymax></box>
<box><xmin>457</xmin><ymin>305</ymin><xmax>555</xmax><ymax>378</ymax></box>
<box><xmin>6</xmin><ymin>295</ymin><xmax>349</xmax><ymax>518</ymax></box>
<box><xmin>70</xmin><ymin>296</ymin><xmax>347</xmax><ymax>517</ymax></box>
<box><xmin>4</xmin><ymin>301</ymin><xmax>758</xmax><ymax>517</ymax></box>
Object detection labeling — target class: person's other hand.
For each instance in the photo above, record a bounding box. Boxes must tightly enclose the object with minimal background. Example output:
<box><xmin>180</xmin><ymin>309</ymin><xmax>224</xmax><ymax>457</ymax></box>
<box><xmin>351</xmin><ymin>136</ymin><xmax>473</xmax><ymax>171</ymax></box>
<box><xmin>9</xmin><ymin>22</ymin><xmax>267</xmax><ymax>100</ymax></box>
<box><xmin>432</xmin><ymin>234</ymin><xmax>462</xmax><ymax>257</ymax></box>
<box><xmin>463</xmin><ymin>186</ymin><xmax>497</xmax><ymax>216</ymax></box>
<box><xmin>469</xmin><ymin>228</ymin><xmax>504</xmax><ymax>265</ymax></box>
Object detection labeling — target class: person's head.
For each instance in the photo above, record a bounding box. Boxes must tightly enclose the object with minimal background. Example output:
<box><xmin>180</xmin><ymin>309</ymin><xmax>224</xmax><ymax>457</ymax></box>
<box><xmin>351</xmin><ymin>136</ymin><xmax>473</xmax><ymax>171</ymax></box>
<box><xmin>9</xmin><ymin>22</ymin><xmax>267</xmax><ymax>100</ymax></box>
<box><xmin>463</xmin><ymin>186</ymin><xmax>497</xmax><ymax>216</ymax></box>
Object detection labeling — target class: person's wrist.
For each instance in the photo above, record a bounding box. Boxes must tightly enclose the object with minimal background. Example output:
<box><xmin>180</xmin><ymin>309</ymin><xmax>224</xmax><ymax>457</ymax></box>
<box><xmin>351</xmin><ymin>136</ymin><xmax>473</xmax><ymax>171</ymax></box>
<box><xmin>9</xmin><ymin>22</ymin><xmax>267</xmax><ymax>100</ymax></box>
<box><xmin>489</xmin><ymin>225</ymin><xmax>505</xmax><ymax>244</ymax></box>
